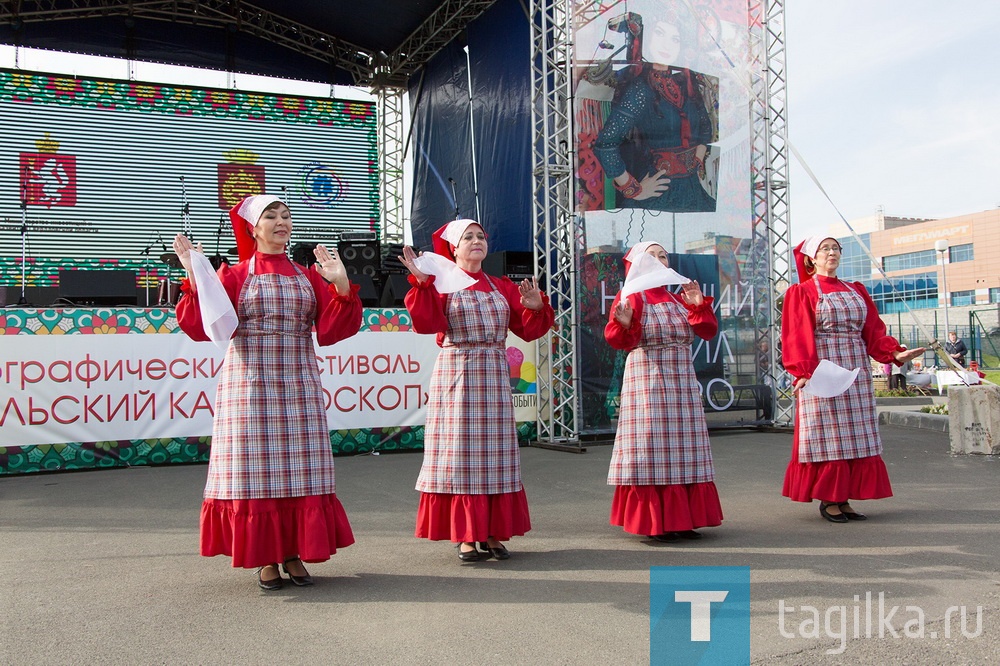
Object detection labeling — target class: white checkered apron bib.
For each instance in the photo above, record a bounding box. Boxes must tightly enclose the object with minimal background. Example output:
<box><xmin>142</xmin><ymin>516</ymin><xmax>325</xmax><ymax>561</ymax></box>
<box><xmin>608</xmin><ymin>296</ymin><xmax>715</xmax><ymax>486</ymax></box>
<box><xmin>796</xmin><ymin>277</ymin><xmax>882</xmax><ymax>463</ymax></box>
<box><xmin>416</xmin><ymin>277</ymin><xmax>522</xmax><ymax>494</ymax></box>
<box><xmin>204</xmin><ymin>257</ymin><xmax>337</xmax><ymax>499</ymax></box>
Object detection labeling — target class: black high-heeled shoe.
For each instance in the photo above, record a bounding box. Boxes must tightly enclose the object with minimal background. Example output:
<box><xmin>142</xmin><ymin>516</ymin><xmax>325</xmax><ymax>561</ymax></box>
<box><xmin>819</xmin><ymin>502</ymin><xmax>849</xmax><ymax>523</ymax></box>
<box><xmin>838</xmin><ymin>503</ymin><xmax>867</xmax><ymax>521</ymax></box>
<box><xmin>257</xmin><ymin>564</ymin><xmax>283</xmax><ymax>591</ymax></box>
<box><xmin>649</xmin><ymin>533</ymin><xmax>679</xmax><ymax>543</ymax></box>
<box><xmin>676</xmin><ymin>530</ymin><xmax>703</xmax><ymax>540</ymax></box>
<box><xmin>282</xmin><ymin>558</ymin><xmax>314</xmax><ymax>586</ymax></box>
<box><xmin>479</xmin><ymin>541</ymin><xmax>511</xmax><ymax>560</ymax></box>
<box><xmin>458</xmin><ymin>543</ymin><xmax>481</xmax><ymax>562</ymax></box>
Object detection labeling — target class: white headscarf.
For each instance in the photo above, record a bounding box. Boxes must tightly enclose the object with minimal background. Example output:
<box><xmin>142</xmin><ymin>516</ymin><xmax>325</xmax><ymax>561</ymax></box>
<box><xmin>621</xmin><ymin>241</ymin><xmax>689</xmax><ymax>297</ymax></box>
<box><xmin>236</xmin><ymin>194</ymin><xmax>284</xmax><ymax>228</ymax></box>
<box><xmin>439</xmin><ymin>219</ymin><xmax>481</xmax><ymax>247</ymax></box>
<box><xmin>623</xmin><ymin>241</ymin><xmax>659</xmax><ymax>268</ymax></box>
<box><xmin>797</xmin><ymin>236</ymin><xmax>826</xmax><ymax>259</ymax></box>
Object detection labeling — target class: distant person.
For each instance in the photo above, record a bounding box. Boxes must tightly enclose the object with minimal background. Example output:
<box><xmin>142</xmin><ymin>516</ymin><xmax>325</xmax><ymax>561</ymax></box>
<box><xmin>889</xmin><ymin>356</ymin><xmax>912</xmax><ymax>391</ymax></box>
<box><xmin>174</xmin><ymin>195</ymin><xmax>363</xmax><ymax>590</ymax></box>
<box><xmin>604</xmin><ymin>241</ymin><xmax>722</xmax><ymax>542</ymax></box>
<box><xmin>944</xmin><ymin>331</ymin><xmax>967</xmax><ymax>367</ymax></box>
<box><xmin>781</xmin><ymin>236</ymin><xmax>924</xmax><ymax>523</ymax></box>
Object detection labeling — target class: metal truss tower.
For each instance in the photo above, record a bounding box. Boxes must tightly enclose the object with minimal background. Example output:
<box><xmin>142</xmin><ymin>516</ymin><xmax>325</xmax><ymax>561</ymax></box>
<box><xmin>528</xmin><ymin>0</ymin><xmax>581</xmax><ymax>447</ymax></box>
<box><xmin>375</xmin><ymin>85</ymin><xmax>405</xmax><ymax>244</ymax></box>
<box><xmin>748</xmin><ymin>0</ymin><xmax>792</xmax><ymax>425</ymax></box>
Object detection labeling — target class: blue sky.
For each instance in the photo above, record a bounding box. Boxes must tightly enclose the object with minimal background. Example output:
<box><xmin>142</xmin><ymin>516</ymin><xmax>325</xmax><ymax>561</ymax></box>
<box><xmin>785</xmin><ymin>0</ymin><xmax>1000</xmax><ymax>240</ymax></box>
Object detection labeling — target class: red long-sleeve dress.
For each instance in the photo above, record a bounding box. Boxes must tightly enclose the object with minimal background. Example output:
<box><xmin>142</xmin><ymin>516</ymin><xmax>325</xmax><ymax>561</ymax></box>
<box><xmin>604</xmin><ymin>287</ymin><xmax>723</xmax><ymax>536</ymax></box>
<box><xmin>780</xmin><ymin>274</ymin><xmax>902</xmax><ymax>503</ymax></box>
<box><xmin>405</xmin><ymin>271</ymin><xmax>554</xmax><ymax>543</ymax></box>
<box><xmin>176</xmin><ymin>251</ymin><xmax>363</xmax><ymax>567</ymax></box>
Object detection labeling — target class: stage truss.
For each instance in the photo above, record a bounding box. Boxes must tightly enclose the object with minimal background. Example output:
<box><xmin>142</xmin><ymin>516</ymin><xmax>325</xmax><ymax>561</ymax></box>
<box><xmin>748</xmin><ymin>0</ymin><xmax>793</xmax><ymax>425</ymax></box>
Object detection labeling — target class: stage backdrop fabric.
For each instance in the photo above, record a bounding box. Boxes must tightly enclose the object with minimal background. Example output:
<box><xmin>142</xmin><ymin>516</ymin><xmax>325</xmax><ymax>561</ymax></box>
<box><xmin>407</xmin><ymin>0</ymin><xmax>532</xmax><ymax>254</ymax></box>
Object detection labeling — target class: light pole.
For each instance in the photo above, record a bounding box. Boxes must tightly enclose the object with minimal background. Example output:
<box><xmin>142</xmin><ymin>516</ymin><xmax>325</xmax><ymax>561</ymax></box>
<box><xmin>935</xmin><ymin>239</ymin><xmax>950</xmax><ymax>341</ymax></box>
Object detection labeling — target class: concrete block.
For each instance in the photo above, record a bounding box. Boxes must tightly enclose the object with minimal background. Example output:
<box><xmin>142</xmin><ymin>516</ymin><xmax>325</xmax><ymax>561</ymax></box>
<box><xmin>879</xmin><ymin>410</ymin><xmax>949</xmax><ymax>433</ymax></box>
<box><xmin>948</xmin><ymin>384</ymin><xmax>1000</xmax><ymax>455</ymax></box>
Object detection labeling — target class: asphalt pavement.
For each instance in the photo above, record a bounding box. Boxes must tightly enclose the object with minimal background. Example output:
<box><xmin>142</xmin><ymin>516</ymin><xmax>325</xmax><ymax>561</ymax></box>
<box><xmin>1</xmin><ymin>422</ymin><xmax>998</xmax><ymax>665</ymax></box>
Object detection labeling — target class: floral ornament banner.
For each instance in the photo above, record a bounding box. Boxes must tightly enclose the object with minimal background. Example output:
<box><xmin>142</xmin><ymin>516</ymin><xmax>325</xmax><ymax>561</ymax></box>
<box><xmin>0</xmin><ymin>71</ymin><xmax>375</xmax><ymax>127</ymax></box>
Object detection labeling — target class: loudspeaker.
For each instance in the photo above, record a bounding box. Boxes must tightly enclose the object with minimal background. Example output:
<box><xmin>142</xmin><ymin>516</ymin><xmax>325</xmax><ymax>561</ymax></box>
<box><xmin>338</xmin><ymin>239</ymin><xmax>380</xmax><ymax>278</ymax></box>
<box><xmin>291</xmin><ymin>242</ymin><xmax>318</xmax><ymax>268</ymax></box>
<box><xmin>58</xmin><ymin>269</ymin><xmax>137</xmax><ymax>306</ymax></box>
<box><xmin>380</xmin><ymin>273</ymin><xmax>411</xmax><ymax>307</ymax></box>
<box><xmin>352</xmin><ymin>274</ymin><xmax>380</xmax><ymax>307</ymax></box>
<box><xmin>381</xmin><ymin>243</ymin><xmax>407</xmax><ymax>274</ymax></box>
<box><xmin>482</xmin><ymin>251</ymin><xmax>534</xmax><ymax>281</ymax></box>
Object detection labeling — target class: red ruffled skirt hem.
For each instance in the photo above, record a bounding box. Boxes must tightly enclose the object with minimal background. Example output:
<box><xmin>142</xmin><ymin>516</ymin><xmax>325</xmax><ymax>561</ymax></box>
<box><xmin>415</xmin><ymin>489</ymin><xmax>531</xmax><ymax>542</ymax></box>
<box><xmin>609</xmin><ymin>482</ymin><xmax>724</xmax><ymax>536</ymax></box>
<box><xmin>782</xmin><ymin>452</ymin><xmax>893</xmax><ymax>503</ymax></box>
<box><xmin>200</xmin><ymin>493</ymin><xmax>355</xmax><ymax>568</ymax></box>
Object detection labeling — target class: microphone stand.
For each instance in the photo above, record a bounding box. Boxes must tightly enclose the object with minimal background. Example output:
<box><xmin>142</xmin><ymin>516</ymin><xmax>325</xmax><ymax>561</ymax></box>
<box><xmin>156</xmin><ymin>232</ymin><xmax>171</xmax><ymax>306</ymax></box>
<box><xmin>16</xmin><ymin>197</ymin><xmax>29</xmax><ymax>306</ymax></box>
<box><xmin>448</xmin><ymin>177</ymin><xmax>460</xmax><ymax>220</ymax></box>
<box><xmin>139</xmin><ymin>234</ymin><xmax>155</xmax><ymax>307</ymax></box>
<box><xmin>214</xmin><ymin>213</ymin><xmax>225</xmax><ymax>267</ymax></box>
<box><xmin>180</xmin><ymin>176</ymin><xmax>192</xmax><ymax>240</ymax></box>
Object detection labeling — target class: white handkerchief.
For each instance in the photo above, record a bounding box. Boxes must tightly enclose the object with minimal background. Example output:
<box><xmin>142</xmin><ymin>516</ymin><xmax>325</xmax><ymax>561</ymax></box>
<box><xmin>412</xmin><ymin>252</ymin><xmax>477</xmax><ymax>293</ymax></box>
<box><xmin>801</xmin><ymin>359</ymin><xmax>860</xmax><ymax>398</ymax></box>
<box><xmin>621</xmin><ymin>251</ymin><xmax>690</xmax><ymax>298</ymax></box>
<box><xmin>189</xmin><ymin>250</ymin><xmax>238</xmax><ymax>348</ymax></box>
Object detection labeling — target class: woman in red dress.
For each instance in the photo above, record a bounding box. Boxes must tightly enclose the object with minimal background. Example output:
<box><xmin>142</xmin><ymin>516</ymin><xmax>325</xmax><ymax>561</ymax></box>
<box><xmin>604</xmin><ymin>241</ymin><xmax>722</xmax><ymax>542</ymax></box>
<box><xmin>173</xmin><ymin>195</ymin><xmax>363</xmax><ymax>589</ymax></box>
<box><xmin>781</xmin><ymin>236</ymin><xmax>924</xmax><ymax>522</ymax></box>
<box><xmin>399</xmin><ymin>220</ymin><xmax>554</xmax><ymax>562</ymax></box>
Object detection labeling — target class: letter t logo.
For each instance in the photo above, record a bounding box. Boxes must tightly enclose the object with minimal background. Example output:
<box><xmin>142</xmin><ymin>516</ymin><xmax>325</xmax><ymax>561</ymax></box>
<box><xmin>674</xmin><ymin>590</ymin><xmax>729</xmax><ymax>641</ymax></box>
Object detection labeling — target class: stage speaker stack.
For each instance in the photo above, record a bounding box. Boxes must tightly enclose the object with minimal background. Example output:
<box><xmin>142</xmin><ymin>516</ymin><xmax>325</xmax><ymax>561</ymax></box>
<box><xmin>58</xmin><ymin>269</ymin><xmax>138</xmax><ymax>306</ymax></box>
<box><xmin>482</xmin><ymin>251</ymin><xmax>534</xmax><ymax>282</ymax></box>
<box><xmin>353</xmin><ymin>274</ymin><xmax>380</xmax><ymax>307</ymax></box>
<box><xmin>338</xmin><ymin>233</ymin><xmax>380</xmax><ymax>279</ymax></box>
<box><xmin>380</xmin><ymin>274</ymin><xmax>411</xmax><ymax>307</ymax></box>
<box><xmin>381</xmin><ymin>243</ymin><xmax>407</xmax><ymax>274</ymax></box>
<box><xmin>291</xmin><ymin>242</ymin><xmax>318</xmax><ymax>268</ymax></box>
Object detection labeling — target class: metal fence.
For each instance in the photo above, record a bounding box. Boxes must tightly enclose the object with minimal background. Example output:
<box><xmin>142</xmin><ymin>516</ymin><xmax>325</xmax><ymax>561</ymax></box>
<box><xmin>886</xmin><ymin>307</ymin><xmax>1000</xmax><ymax>369</ymax></box>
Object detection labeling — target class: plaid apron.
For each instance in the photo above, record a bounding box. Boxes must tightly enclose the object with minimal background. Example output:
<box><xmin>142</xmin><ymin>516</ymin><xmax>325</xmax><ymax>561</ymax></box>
<box><xmin>204</xmin><ymin>257</ymin><xmax>337</xmax><ymax>499</ymax></box>
<box><xmin>416</xmin><ymin>277</ymin><xmax>522</xmax><ymax>494</ymax></box>
<box><xmin>796</xmin><ymin>276</ymin><xmax>882</xmax><ymax>463</ymax></box>
<box><xmin>608</xmin><ymin>296</ymin><xmax>715</xmax><ymax>486</ymax></box>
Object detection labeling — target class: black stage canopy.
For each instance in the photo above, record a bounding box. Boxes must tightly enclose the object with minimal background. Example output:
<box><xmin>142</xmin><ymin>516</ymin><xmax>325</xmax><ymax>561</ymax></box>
<box><xmin>0</xmin><ymin>1</ymin><xmax>502</xmax><ymax>86</ymax></box>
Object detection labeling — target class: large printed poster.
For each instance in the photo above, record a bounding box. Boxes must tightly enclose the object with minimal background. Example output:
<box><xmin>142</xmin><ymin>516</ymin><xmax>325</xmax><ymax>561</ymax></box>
<box><xmin>574</xmin><ymin>0</ymin><xmax>752</xmax><ymax>241</ymax></box>
<box><xmin>573</xmin><ymin>1</ymin><xmax>762</xmax><ymax>427</ymax></box>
